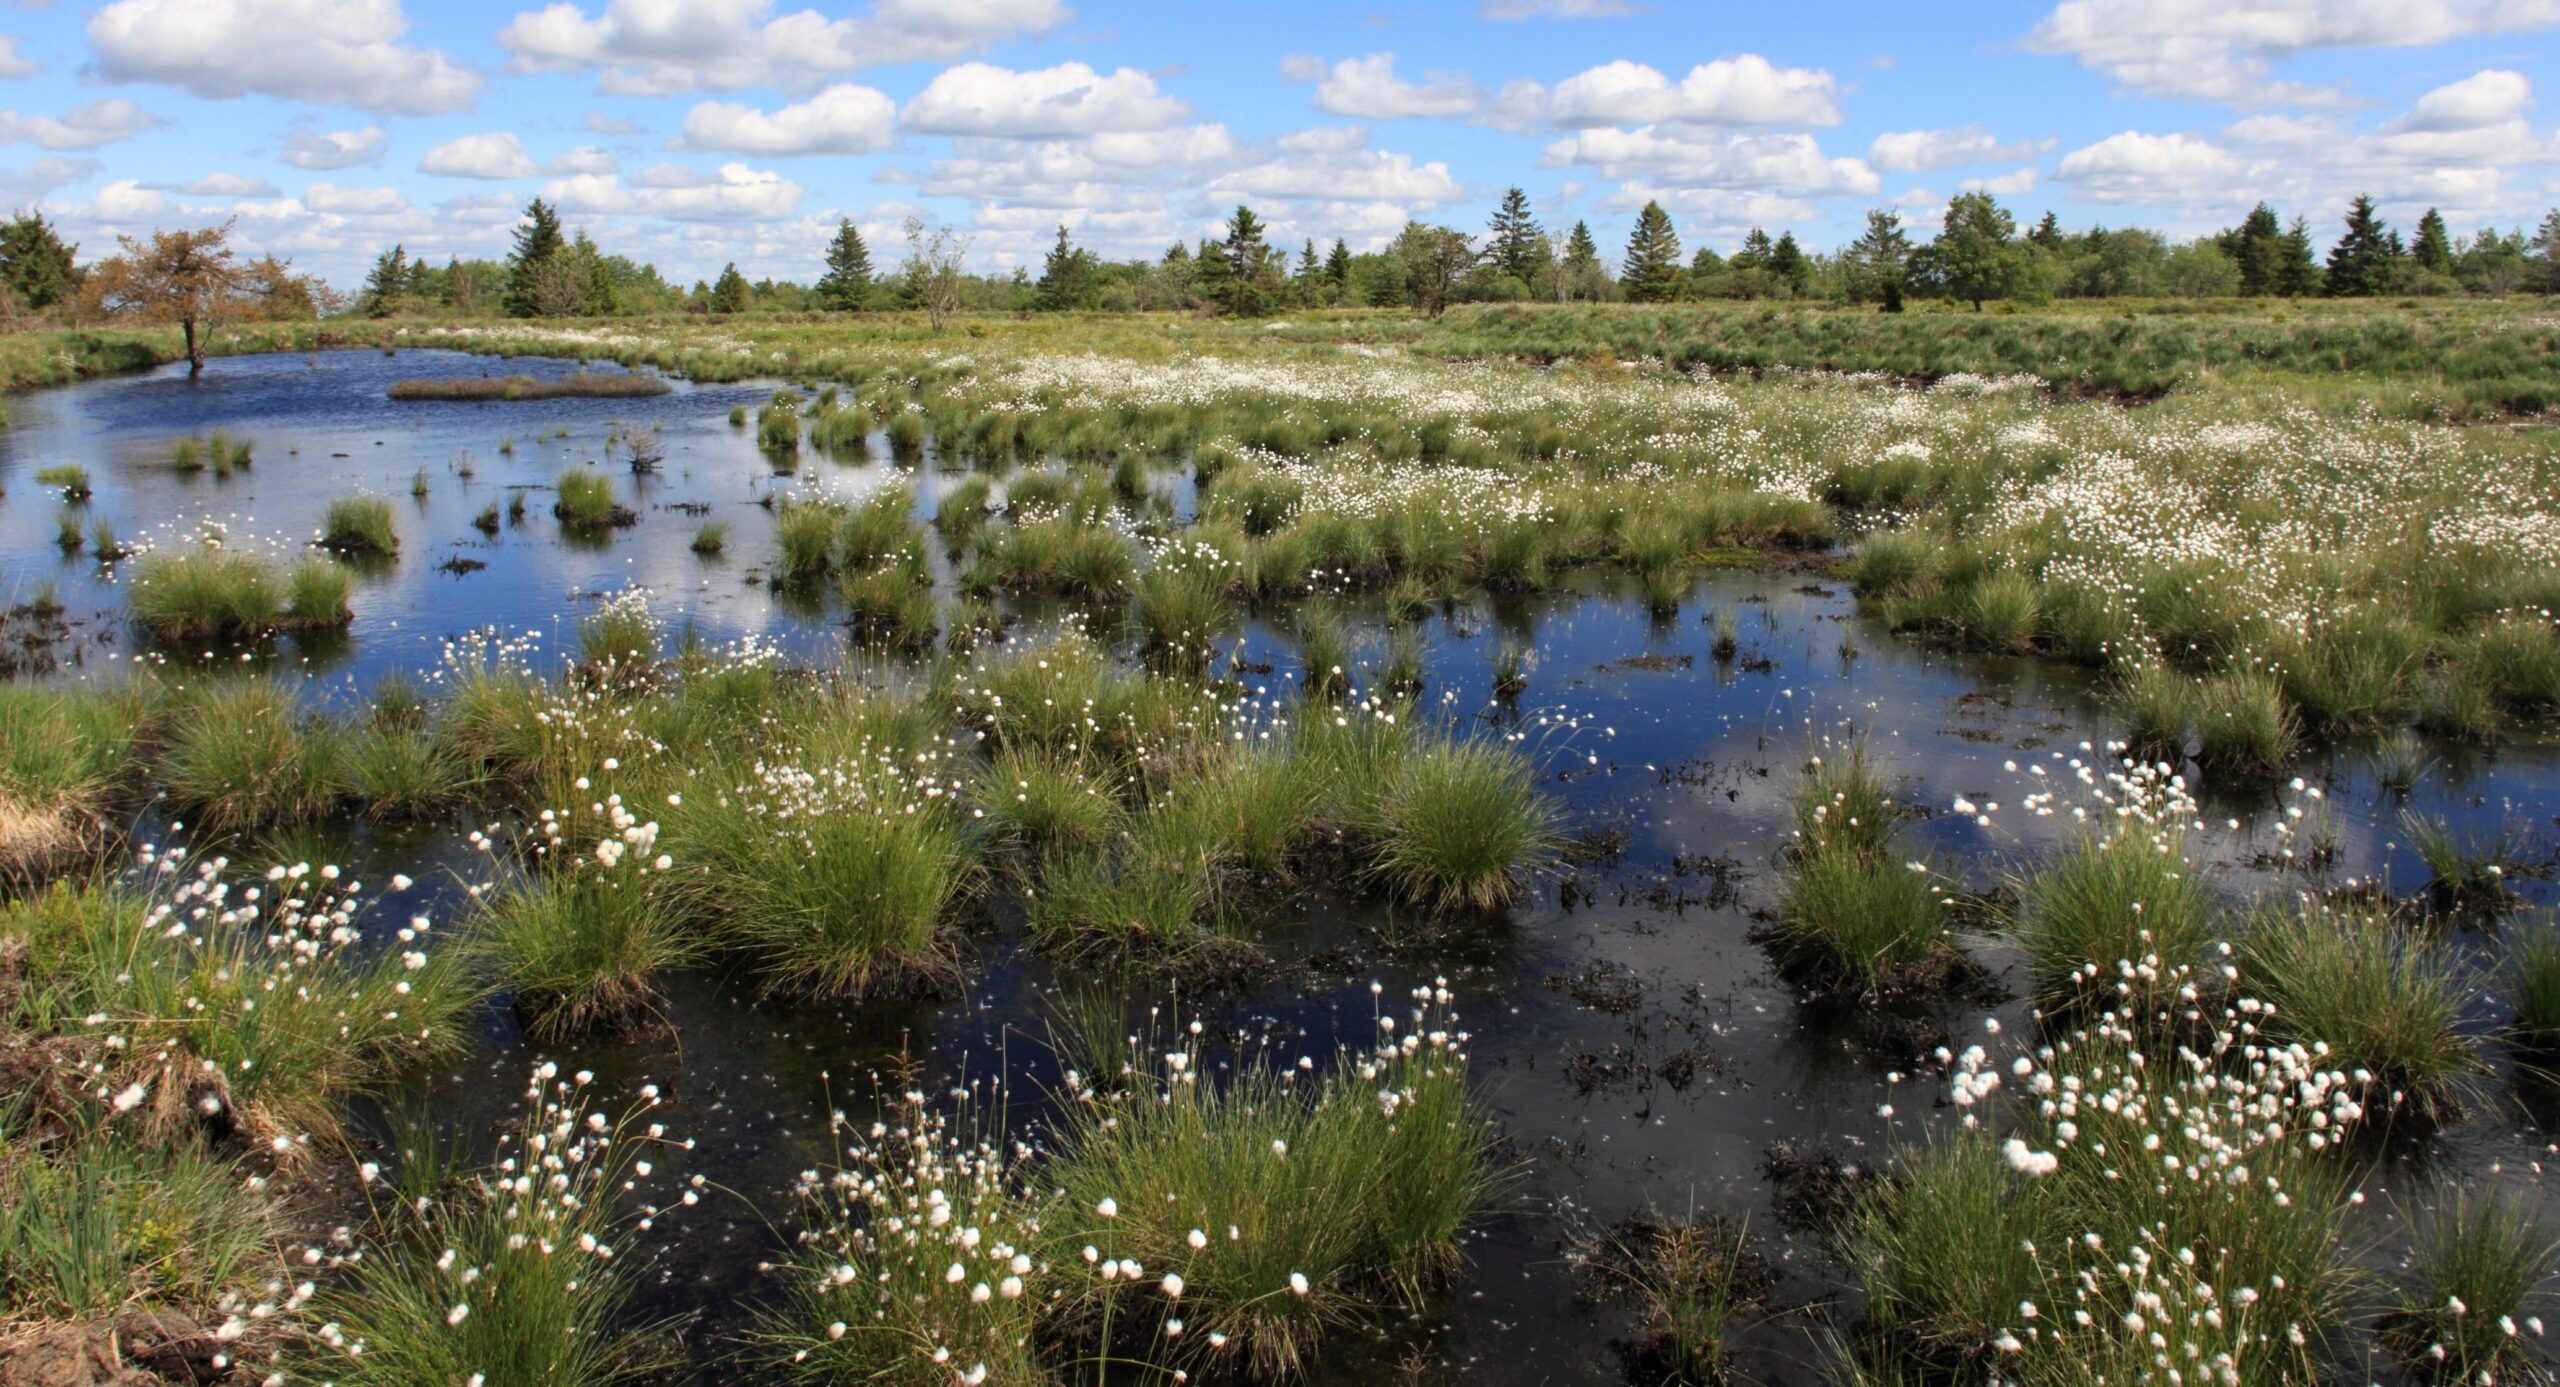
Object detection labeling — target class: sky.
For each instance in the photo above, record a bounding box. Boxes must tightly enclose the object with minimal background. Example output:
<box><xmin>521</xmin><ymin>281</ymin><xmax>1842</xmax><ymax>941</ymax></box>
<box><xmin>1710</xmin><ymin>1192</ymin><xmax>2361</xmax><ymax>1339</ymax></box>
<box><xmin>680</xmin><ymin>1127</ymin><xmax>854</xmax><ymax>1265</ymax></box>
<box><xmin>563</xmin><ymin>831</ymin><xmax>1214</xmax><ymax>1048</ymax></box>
<box><xmin>0</xmin><ymin>0</ymin><xmax>2552</xmax><ymax>290</ymax></box>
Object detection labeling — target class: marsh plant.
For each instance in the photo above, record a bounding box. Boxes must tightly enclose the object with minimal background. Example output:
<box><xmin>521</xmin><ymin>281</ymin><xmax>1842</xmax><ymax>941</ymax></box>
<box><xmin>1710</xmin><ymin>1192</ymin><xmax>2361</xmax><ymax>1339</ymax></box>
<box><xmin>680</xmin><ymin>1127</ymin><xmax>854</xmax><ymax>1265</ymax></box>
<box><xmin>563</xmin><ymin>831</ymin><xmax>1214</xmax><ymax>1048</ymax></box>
<box><xmin>298</xmin><ymin>1062</ymin><xmax>689</xmax><ymax>1385</ymax></box>
<box><xmin>2375</xmin><ymin>1187</ymin><xmax>2560</xmax><ymax>1386</ymax></box>
<box><xmin>319</xmin><ymin>494</ymin><xmax>400</xmax><ymax>557</ymax></box>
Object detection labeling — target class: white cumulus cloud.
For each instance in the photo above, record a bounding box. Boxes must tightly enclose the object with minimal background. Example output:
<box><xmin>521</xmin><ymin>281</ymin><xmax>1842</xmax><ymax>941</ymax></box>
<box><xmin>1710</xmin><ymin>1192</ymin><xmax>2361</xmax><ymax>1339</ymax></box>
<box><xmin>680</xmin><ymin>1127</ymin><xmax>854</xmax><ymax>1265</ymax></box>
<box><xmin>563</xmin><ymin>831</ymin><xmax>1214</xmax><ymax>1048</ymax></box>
<box><xmin>499</xmin><ymin>0</ymin><xmax>1070</xmax><ymax>96</ymax></box>
<box><xmin>281</xmin><ymin>123</ymin><xmax>388</xmax><ymax>170</ymax></box>
<box><xmin>88</xmin><ymin>0</ymin><xmax>482</xmax><ymax>116</ymax></box>
<box><xmin>679</xmin><ymin>85</ymin><xmax>895</xmax><ymax>155</ymax></box>
<box><xmin>1545</xmin><ymin>55</ymin><xmax>1843</xmax><ymax>128</ymax></box>
<box><xmin>1869</xmin><ymin>125</ymin><xmax>2055</xmax><ymax>172</ymax></box>
<box><xmin>2026</xmin><ymin>0</ymin><xmax>2560</xmax><ymax>108</ymax></box>
<box><xmin>419</xmin><ymin>133</ymin><xmax>537</xmax><ymax>180</ymax></box>
<box><xmin>0</xmin><ymin>100</ymin><xmax>165</xmax><ymax>152</ymax></box>
<box><xmin>902</xmin><ymin>62</ymin><xmax>1187</xmax><ymax>138</ymax></box>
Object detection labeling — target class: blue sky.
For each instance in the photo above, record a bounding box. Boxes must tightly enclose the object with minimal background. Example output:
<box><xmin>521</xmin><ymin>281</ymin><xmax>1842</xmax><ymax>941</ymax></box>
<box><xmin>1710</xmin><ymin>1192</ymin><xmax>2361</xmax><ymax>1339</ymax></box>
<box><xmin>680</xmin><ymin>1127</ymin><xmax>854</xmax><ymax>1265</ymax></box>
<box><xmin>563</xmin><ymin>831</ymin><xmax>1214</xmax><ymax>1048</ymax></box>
<box><xmin>0</xmin><ymin>0</ymin><xmax>2552</xmax><ymax>288</ymax></box>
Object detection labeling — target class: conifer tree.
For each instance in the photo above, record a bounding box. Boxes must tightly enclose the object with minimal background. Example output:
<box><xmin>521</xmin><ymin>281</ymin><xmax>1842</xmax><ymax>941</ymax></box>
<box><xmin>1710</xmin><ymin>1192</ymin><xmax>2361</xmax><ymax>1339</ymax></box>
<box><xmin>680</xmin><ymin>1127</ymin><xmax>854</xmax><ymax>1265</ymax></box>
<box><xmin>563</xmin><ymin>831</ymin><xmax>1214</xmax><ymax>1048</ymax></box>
<box><xmin>1326</xmin><ymin>238</ymin><xmax>1351</xmax><ymax>287</ymax></box>
<box><xmin>2279</xmin><ymin>215</ymin><xmax>2322</xmax><ymax>296</ymax></box>
<box><xmin>502</xmin><ymin>198</ymin><xmax>566</xmax><ymax>318</ymax></box>
<box><xmin>2227</xmin><ymin>202</ymin><xmax>2286</xmax><ymax>295</ymax></box>
<box><xmin>1216</xmin><ymin>204</ymin><xmax>1271</xmax><ymax>316</ymax></box>
<box><xmin>2412</xmin><ymin>208</ymin><xmax>2454</xmax><ymax>277</ymax></box>
<box><xmin>815</xmin><ymin>218</ymin><xmax>872</xmax><ymax>311</ymax></box>
<box><xmin>2325</xmin><ymin>194</ymin><xmax>2402</xmax><ymax>297</ymax></box>
<box><xmin>710</xmin><ymin>262</ymin><xmax>750</xmax><ymax>314</ymax></box>
<box><xmin>1486</xmin><ymin>185</ymin><xmax>1543</xmax><ymax>284</ymax></box>
<box><xmin>0</xmin><ymin>210</ymin><xmax>78</xmax><ymax>310</ymax></box>
<box><xmin>1769</xmin><ymin>231</ymin><xmax>1812</xmax><ymax>297</ymax></box>
<box><xmin>1619</xmin><ymin>201</ymin><xmax>1684</xmax><ymax>303</ymax></box>
<box><xmin>1034</xmin><ymin>223</ymin><xmax>1091</xmax><ymax>310</ymax></box>
<box><xmin>1845</xmin><ymin>209</ymin><xmax>1911</xmax><ymax>305</ymax></box>
<box><xmin>360</xmin><ymin>244</ymin><xmax>412</xmax><ymax>317</ymax></box>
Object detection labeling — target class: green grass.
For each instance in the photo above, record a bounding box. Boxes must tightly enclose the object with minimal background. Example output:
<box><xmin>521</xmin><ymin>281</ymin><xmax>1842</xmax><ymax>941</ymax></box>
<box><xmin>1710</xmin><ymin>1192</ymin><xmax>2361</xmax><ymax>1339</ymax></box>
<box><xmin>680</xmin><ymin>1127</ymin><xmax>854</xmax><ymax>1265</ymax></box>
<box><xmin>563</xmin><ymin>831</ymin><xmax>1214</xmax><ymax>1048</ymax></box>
<box><xmin>387</xmin><ymin>370</ymin><xmax>669</xmax><ymax>401</ymax></box>
<box><xmin>1366</xmin><ymin>735</ymin><xmax>1559</xmax><ymax>912</ymax></box>
<box><xmin>298</xmin><ymin>1068</ymin><xmax>680</xmax><ymax>1386</ymax></box>
<box><xmin>127</xmin><ymin>546</ymin><xmax>278</xmax><ymax>640</ymax></box>
<box><xmin>483</xmin><ymin>868</ymin><xmax>695</xmax><ymax>1037</ymax></box>
<box><xmin>4</xmin><ymin>871</ymin><xmax>477</xmax><ymax>1143</ymax></box>
<box><xmin>1040</xmin><ymin>998</ymin><xmax>1493</xmax><ymax>1378</ymax></box>
<box><xmin>1573</xmin><ymin>1211</ymin><xmax>1775</xmax><ymax>1385</ymax></box>
<box><xmin>2376</xmin><ymin>1187</ymin><xmax>2560</xmax><ymax>1386</ymax></box>
<box><xmin>34</xmin><ymin>463</ymin><xmax>89</xmax><ymax>501</ymax></box>
<box><xmin>690</xmin><ymin>521</ymin><xmax>727</xmax><ymax>555</ymax></box>
<box><xmin>1768</xmin><ymin>843</ymin><xmax>1949</xmax><ymax>998</ymax></box>
<box><xmin>2238</xmin><ymin>902</ymin><xmax>2485</xmax><ymax>1127</ymax></box>
<box><xmin>2013</xmin><ymin>829</ymin><xmax>2219</xmax><ymax>1013</ymax></box>
<box><xmin>2191</xmin><ymin>667</ymin><xmax>2298</xmax><ymax>778</ymax></box>
<box><xmin>159</xmin><ymin>679</ymin><xmax>347</xmax><ymax>836</ymax></box>
<box><xmin>319</xmin><ymin>493</ymin><xmax>399</xmax><ymax>556</ymax></box>
<box><xmin>2508</xmin><ymin>924</ymin><xmax>2560</xmax><ymax>1049</ymax></box>
<box><xmin>0</xmin><ymin>1121</ymin><xmax>273</xmax><ymax>1322</ymax></box>
<box><xmin>554</xmin><ymin>468</ymin><xmax>632</xmax><ymax>529</ymax></box>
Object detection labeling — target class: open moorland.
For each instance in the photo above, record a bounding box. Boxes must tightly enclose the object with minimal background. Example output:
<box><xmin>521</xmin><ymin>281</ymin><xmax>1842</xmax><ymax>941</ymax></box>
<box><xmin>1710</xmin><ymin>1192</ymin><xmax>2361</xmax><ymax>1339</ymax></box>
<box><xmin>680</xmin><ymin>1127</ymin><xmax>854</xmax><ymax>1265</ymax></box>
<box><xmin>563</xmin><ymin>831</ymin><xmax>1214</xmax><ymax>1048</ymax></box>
<box><xmin>3</xmin><ymin>299</ymin><xmax>2560</xmax><ymax>1387</ymax></box>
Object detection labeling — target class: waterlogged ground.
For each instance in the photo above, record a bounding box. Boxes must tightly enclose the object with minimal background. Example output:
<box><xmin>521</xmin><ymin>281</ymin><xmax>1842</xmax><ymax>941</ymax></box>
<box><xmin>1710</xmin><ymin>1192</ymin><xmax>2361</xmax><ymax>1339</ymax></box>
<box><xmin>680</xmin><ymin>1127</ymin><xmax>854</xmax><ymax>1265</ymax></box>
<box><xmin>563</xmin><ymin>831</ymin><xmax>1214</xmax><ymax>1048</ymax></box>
<box><xmin>6</xmin><ymin>350</ymin><xmax>2560</xmax><ymax>1382</ymax></box>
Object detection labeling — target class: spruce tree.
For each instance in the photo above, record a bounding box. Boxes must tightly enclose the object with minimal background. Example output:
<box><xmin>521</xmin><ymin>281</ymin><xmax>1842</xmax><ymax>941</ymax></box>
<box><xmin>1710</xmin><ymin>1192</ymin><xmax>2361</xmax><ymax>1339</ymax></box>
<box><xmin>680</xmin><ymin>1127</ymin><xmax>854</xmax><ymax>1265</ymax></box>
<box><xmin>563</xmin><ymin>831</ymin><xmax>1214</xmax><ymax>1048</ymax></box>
<box><xmin>1731</xmin><ymin>227</ymin><xmax>1773</xmax><ymax>272</ymax></box>
<box><xmin>2279</xmin><ymin>215</ymin><xmax>2322</xmax><ymax>296</ymax></box>
<box><xmin>502</xmin><ymin>198</ymin><xmax>566</xmax><ymax>318</ymax></box>
<box><xmin>0</xmin><ymin>210</ymin><xmax>78</xmax><ymax>310</ymax></box>
<box><xmin>710</xmin><ymin>262</ymin><xmax>750</xmax><ymax>314</ymax></box>
<box><xmin>1846</xmin><ymin>209</ymin><xmax>1911</xmax><ymax>305</ymax></box>
<box><xmin>2228</xmin><ymin>202</ymin><xmax>2285</xmax><ymax>296</ymax></box>
<box><xmin>2536</xmin><ymin>209</ymin><xmax>2560</xmax><ymax>294</ymax></box>
<box><xmin>360</xmin><ymin>244</ymin><xmax>411</xmax><ymax>317</ymax></box>
<box><xmin>1217</xmin><ymin>204</ymin><xmax>1271</xmax><ymax>316</ymax></box>
<box><xmin>1034</xmin><ymin>224</ymin><xmax>1089</xmax><ymax>311</ymax></box>
<box><xmin>815</xmin><ymin>218</ymin><xmax>872</xmax><ymax>311</ymax></box>
<box><xmin>2325</xmin><ymin>195</ymin><xmax>2402</xmax><ymax>297</ymax></box>
<box><xmin>2413</xmin><ymin>208</ymin><xmax>2454</xmax><ymax>277</ymax></box>
<box><xmin>1326</xmin><ymin>238</ymin><xmax>1351</xmax><ymax>287</ymax></box>
<box><xmin>2029</xmin><ymin>211</ymin><xmax>2064</xmax><ymax>251</ymax></box>
<box><xmin>1486</xmin><ymin>185</ymin><xmax>1543</xmax><ymax>284</ymax></box>
<box><xmin>1619</xmin><ymin>201</ymin><xmax>1684</xmax><ymax>303</ymax></box>
<box><xmin>1769</xmin><ymin>231</ymin><xmax>1812</xmax><ymax>297</ymax></box>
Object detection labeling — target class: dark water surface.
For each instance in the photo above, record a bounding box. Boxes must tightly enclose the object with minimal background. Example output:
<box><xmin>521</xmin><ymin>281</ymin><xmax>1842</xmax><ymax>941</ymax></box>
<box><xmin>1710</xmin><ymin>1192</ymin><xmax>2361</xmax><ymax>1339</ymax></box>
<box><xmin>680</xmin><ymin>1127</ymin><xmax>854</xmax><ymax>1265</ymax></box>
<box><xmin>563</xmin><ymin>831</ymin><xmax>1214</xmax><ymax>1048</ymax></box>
<box><xmin>5</xmin><ymin>352</ymin><xmax>2559</xmax><ymax>1382</ymax></box>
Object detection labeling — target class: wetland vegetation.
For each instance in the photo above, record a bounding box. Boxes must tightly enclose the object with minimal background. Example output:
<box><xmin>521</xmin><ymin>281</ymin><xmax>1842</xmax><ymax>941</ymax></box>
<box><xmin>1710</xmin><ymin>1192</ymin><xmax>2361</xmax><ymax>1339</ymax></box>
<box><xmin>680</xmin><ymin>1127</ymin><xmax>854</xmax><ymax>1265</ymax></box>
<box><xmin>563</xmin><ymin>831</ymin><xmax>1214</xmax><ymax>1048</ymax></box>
<box><xmin>1</xmin><ymin>299</ymin><xmax>2558</xmax><ymax>1386</ymax></box>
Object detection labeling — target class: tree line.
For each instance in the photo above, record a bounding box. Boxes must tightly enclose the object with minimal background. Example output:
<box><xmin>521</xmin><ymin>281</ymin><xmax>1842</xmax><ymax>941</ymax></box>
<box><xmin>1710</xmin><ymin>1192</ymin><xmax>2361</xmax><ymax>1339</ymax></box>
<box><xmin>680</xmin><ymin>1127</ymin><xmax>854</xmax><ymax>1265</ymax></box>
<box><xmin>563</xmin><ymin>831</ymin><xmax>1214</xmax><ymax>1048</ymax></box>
<box><xmin>8</xmin><ymin>189</ymin><xmax>2558</xmax><ymax>338</ymax></box>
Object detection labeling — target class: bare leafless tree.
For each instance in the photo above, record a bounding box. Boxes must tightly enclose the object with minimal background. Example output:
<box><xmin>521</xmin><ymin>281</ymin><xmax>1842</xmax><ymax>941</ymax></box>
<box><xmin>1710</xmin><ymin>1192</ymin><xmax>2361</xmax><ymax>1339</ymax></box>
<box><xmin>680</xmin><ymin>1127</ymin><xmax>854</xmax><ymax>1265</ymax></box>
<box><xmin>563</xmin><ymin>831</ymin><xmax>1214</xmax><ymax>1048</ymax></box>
<box><xmin>902</xmin><ymin>215</ymin><xmax>971</xmax><ymax>332</ymax></box>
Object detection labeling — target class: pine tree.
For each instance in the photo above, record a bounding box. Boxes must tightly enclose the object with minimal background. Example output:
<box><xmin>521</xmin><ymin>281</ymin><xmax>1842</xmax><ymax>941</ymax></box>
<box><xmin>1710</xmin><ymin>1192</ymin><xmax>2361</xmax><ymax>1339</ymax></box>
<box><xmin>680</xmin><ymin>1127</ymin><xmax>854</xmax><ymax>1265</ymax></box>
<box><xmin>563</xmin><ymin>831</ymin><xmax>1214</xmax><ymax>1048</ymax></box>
<box><xmin>0</xmin><ymin>210</ymin><xmax>78</xmax><ymax>310</ymax></box>
<box><xmin>502</xmin><ymin>198</ymin><xmax>566</xmax><ymax>318</ymax></box>
<box><xmin>1217</xmin><ymin>204</ymin><xmax>1271</xmax><ymax>317</ymax></box>
<box><xmin>1486</xmin><ymin>185</ymin><xmax>1542</xmax><ymax>284</ymax></box>
<box><xmin>2413</xmin><ymin>208</ymin><xmax>2454</xmax><ymax>277</ymax></box>
<box><xmin>2325</xmin><ymin>195</ymin><xmax>2402</xmax><ymax>297</ymax></box>
<box><xmin>1034</xmin><ymin>224</ymin><xmax>1090</xmax><ymax>311</ymax></box>
<box><xmin>815</xmin><ymin>218</ymin><xmax>872</xmax><ymax>312</ymax></box>
<box><xmin>710</xmin><ymin>262</ymin><xmax>750</xmax><ymax>314</ymax></box>
<box><xmin>1619</xmin><ymin>201</ymin><xmax>1684</xmax><ymax>303</ymax></box>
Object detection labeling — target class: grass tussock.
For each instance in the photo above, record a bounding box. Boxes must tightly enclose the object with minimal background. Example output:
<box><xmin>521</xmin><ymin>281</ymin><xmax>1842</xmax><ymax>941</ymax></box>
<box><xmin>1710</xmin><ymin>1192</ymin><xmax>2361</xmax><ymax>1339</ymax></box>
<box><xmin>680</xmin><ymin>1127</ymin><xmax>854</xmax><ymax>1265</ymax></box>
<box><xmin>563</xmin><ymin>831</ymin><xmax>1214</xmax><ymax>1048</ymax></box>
<box><xmin>318</xmin><ymin>494</ymin><xmax>399</xmax><ymax>557</ymax></box>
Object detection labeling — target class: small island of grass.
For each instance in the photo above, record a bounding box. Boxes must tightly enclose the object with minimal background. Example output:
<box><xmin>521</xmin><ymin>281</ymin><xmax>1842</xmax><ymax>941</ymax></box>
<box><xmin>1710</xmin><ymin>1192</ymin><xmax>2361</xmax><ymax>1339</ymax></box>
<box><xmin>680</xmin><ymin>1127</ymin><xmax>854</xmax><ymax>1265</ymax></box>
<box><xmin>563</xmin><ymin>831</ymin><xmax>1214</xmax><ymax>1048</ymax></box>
<box><xmin>387</xmin><ymin>370</ymin><xmax>671</xmax><ymax>402</ymax></box>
